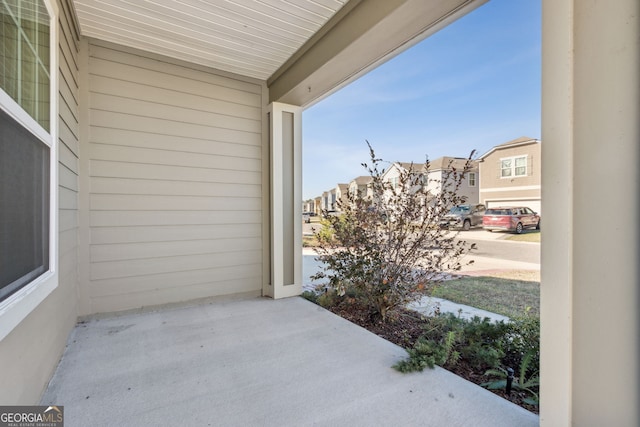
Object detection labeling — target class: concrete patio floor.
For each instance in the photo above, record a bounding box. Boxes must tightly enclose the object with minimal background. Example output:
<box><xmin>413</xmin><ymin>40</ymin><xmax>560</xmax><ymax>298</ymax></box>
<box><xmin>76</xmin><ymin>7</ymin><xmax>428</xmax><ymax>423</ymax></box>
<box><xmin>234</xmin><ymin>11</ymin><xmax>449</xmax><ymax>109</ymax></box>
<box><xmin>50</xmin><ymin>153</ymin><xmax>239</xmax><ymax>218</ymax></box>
<box><xmin>41</xmin><ymin>296</ymin><xmax>538</xmax><ymax>426</ymax></box>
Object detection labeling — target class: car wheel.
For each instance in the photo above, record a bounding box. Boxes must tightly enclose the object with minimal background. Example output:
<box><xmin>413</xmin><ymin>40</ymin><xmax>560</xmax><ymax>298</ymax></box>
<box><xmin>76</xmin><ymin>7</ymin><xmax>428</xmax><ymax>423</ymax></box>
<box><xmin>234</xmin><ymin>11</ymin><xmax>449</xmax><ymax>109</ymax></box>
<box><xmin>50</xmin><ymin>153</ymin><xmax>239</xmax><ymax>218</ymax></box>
<box><xmin>536</xmin><ymin>220</ymin><xmax>540</xmax><ymax>230</ymax></box>
<box><xmin>462</xmin><ymin>219</ymin><xmax>471</xmax><ymax>231</ymax></box>
<box><xmin>515</xmin><ymin>222</ymin><xmax>524</xmax><ymax>234</ymax></box>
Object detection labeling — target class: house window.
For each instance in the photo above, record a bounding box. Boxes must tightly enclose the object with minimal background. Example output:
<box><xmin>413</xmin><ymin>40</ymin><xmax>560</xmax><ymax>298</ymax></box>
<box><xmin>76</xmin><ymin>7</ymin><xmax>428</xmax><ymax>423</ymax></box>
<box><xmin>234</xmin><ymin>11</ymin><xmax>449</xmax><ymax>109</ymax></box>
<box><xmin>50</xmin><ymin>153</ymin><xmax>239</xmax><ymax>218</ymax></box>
<box><xmin>0</xmin><ymin>108</ymin><xmax>50</xmax><ymax>301</ymax></box>
<box><xmin>390</xmin><ymin>176</ymin><xmax>398</xmax><ymax>189</ymax></box>
<box><xmin>1</xmin><ymin>0</ymin><xmax>51</xmax><ymax>131</ymax></box>
<box><xmin>468</xmin><ymin>172</ymin><xmax>476</xmax><ymax>187</ymax></box>
<box><xmin>0</xmin><ymin>0</ymin><xmax>56</xmax><ymax>335</ymax></box>
<box><xmin>500</xmin><ymin>156</ymin><xmax>527</xmax><ymax>178</ymax></box>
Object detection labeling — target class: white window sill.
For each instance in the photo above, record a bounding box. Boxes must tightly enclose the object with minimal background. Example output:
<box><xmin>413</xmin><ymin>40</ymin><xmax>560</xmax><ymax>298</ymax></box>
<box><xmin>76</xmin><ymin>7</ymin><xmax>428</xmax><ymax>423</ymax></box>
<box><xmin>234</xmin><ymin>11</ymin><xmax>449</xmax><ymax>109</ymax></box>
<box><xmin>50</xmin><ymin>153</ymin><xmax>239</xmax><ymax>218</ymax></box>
<box><xmin>0</xmin><ymin>272</ymin><xmax>58</xmax><ymax>341</ymax></box>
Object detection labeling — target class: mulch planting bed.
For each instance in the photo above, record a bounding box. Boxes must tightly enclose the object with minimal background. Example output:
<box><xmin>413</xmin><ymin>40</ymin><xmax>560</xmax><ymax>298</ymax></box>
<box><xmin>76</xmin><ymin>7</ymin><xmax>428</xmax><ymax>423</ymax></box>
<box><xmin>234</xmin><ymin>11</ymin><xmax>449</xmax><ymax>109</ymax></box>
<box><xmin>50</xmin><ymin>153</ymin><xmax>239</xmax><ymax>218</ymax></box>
<box><xmin>324</xmin><ymin>299</ymin><xmax>539</xmax><ymax>414</ymax></box>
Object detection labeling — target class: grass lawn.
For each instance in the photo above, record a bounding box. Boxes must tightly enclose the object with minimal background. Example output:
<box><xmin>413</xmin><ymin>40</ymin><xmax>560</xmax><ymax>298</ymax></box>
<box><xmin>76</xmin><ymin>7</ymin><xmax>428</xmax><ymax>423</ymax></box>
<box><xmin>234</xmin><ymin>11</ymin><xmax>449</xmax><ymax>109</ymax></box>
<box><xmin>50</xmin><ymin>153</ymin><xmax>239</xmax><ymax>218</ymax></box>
<box><xmin>504</xmin><ymin>231</ymin><xmax>541</xmax><ymax>243</ymax></box>
<box><xmin>432</xmin><ymin>276</ymin><xmax>539</xmax><ymax>319</ymax></box>
<box><xmin>302</xmin><ymin>235</ymin><xmax>321</xmax><ymax>247</ymax></box>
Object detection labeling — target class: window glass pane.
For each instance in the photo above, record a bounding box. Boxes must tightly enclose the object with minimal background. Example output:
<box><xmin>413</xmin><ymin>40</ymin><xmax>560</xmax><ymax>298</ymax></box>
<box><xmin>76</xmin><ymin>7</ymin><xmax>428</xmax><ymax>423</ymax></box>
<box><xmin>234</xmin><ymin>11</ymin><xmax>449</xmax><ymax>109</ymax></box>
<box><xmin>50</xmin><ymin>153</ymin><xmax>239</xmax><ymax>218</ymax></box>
<box><xmin>0</xmin><ymin>0</ymin><xmax>50</xmax><ymax>130</ymax></box>
<box><xmin>21</xmin><ymin>36</ymin><xmax>37</xmax><ymax>116</ymax></box>
<box><xmin>0</xmin><ymin>107</ymin><xmax>50</xmax><ymax>301</ymax></box>
<box><xmin>515</xmin><ymin>156</ymin><xmax>526</xmax><ymax>176</ymax></box>
<box><xmin>37</xmin><ymin>62</ymin><xmax>49</xmax><ymax>129</ymax></box>
<box><xmin>1</xmin><ymin>5</ymin><xmax>19</xmax><ymax>99</ymax></box>
<box><xmin>500</xmin><ymin>159</ymin><xmax>512</xmax><ymax>177</ymax></box>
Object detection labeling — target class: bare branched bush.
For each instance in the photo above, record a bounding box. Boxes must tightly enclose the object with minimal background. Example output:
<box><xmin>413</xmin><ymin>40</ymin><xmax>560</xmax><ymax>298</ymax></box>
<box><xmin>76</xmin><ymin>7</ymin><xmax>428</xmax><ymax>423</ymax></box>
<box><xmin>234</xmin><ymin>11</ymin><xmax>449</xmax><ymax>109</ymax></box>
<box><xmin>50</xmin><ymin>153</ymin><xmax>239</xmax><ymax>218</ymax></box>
<box><xmin>312</xmin><ymin>142</ymin><xmax>476</xmax><ymax>322</ymax></box>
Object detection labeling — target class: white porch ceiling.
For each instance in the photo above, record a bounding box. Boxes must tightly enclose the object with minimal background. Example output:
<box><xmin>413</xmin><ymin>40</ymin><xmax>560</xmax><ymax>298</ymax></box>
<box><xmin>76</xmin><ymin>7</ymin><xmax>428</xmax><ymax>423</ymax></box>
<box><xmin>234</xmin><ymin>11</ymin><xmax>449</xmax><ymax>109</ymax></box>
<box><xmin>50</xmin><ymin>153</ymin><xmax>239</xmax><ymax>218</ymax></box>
<box><xmin>71</xmin><ymin>0</ymin><xmax>348</xmax><ymax>81</ymax></box>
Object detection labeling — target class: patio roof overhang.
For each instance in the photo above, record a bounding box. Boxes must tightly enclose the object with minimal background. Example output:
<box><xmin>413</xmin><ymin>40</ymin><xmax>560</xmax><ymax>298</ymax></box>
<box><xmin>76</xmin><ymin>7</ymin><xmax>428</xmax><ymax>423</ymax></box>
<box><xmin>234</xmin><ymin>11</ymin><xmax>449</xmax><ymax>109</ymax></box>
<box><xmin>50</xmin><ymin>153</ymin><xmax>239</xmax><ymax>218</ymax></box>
<box><xmin>71</xmin><ymin>0</ymin><xmax>487</xmax><ymax>108</ymax></box>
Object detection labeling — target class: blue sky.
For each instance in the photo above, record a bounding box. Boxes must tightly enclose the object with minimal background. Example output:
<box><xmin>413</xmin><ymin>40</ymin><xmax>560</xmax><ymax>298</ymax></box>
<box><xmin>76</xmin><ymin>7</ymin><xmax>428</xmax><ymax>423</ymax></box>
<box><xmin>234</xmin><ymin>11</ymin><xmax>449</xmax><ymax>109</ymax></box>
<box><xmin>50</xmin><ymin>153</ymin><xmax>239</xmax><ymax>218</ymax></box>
<box><xmin>302</xmin><ymin>0</ymin><xmax>541</xmax><ymax>200</ymax></box>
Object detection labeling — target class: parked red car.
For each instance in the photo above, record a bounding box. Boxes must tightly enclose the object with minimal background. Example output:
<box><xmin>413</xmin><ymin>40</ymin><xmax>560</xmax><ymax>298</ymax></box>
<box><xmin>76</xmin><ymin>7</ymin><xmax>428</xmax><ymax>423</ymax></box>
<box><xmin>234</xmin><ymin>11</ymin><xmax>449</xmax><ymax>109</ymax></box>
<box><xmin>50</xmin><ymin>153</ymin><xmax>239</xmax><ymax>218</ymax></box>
<box><xmin>482</xmin><ymin>207</ymin><xmax>540</xmax><ymax>234</ymax></box>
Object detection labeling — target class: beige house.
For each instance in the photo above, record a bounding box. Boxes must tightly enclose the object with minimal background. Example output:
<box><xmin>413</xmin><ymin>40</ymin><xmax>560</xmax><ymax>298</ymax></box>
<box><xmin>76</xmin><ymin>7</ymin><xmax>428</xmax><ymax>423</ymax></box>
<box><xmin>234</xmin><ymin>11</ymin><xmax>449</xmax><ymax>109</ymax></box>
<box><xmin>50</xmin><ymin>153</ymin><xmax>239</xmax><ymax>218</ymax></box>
<box><xmin>321</xmin><ymin>189</ymin><xmax>334</xmax><ymax>212</ymax></box>
<box><xmin>478</xmin><ymin>137</ymin><xmax>541</xmax><ymax>213</ymax></box>
<box><xmin>0</xmin><ymin>0</ymin><xmax>638</xmax><ymax>425</ymax></box>
<box><xmin>334</xmin><ymin>183</ymin><xmax>349</xmax><ymax>210</ymax></box>
<box><xmin>348</xmin><ymin>175</ymin><xmax>374</xmax><ymax>199</ymax></box>
<box><xmin>303</xmin><ymin>198</ymin><xmax>322</xmax><ymax>215</ymax></box>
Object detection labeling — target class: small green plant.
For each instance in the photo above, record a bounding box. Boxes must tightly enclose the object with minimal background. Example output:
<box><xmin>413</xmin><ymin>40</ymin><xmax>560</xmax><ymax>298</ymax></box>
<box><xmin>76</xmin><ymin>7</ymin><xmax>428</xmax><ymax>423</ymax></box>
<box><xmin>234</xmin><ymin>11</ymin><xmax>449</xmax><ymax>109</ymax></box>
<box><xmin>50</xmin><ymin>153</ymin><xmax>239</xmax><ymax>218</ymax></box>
<box><xmin>393</xmin><ymin>313</ymin><xmax>510</xmax><ymax>373</ymax></box>
<box><xmin>482</xmin><ymin>350</ymin><xmax>540</xmax><ymax>406</ymax></box>
<box><xmin>301</xmin><ymin>290</ymin><xmax>318</xmax><ymax>303</ymax></box>
<box><xmin>393</xmin><ymin>329</ymin><xmax>460</xmax><ymax>372</ymax></box>
<box><xmin>502</xmin><ymin>312</ymin><xmax>540</xmax><ymax>375</ymax></box>
<box><xmin>315</xmin><ymin>217</ymin><xmax>339</xmax><ymax>244</ymax></box>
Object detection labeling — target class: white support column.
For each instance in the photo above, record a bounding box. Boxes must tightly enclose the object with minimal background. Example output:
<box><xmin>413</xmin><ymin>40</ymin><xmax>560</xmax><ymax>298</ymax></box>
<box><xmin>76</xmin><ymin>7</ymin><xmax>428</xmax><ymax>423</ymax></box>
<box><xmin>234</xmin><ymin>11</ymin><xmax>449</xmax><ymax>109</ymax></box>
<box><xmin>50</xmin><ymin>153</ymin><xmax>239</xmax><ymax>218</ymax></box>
<box><xmin>541</xmin><ymin>0</ymin><xmax>639</xmax><ymax>425</ymax></box>
<box><xmin>265</xmin><ymin>102</ymin><xmax>303</xmax><ymax>299</ymax></box>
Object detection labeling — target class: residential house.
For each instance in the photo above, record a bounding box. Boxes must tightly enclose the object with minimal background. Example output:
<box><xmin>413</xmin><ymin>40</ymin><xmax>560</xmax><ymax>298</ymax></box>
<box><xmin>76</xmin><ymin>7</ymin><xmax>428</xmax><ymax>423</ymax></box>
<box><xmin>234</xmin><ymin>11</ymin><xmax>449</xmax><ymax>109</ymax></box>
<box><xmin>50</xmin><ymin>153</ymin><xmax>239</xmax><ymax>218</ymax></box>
<box><xmin>303</xmin><ymin>199</ymin><xmax>316</xmax><ymax>214</ymax></box>
<box><xmin>381</xmin><ymin>158</ymin><xmax>478</xmax><ymax>205</ymax></box>
<box><xmin>321</xmin><ymin>188</ymin><xmax>338</xmax><ymax>211</ymax></box>
<box><xmin>321</xmin><ymin>190</ymin><xmax>331</xmax><ymax>212</ymax></box>
<box><xmin>426</xmin><ymin>156</ymin><xmax>479</xmax><ymax>205</ymax></box>
<box><xmin>478</xmin><ymin>137</ymin><xmax>541</xmax><ymax>213</ymax></box>
<box><xmin>0</xmin><ymin>0</ymin><xmax>637</xmax><ymax>424</ymax></box>
<box><xmin>381</xmin><ymin>162</ymin><xmax>423</xmax><ymax>191</ymax></box>
<box><xmin>313</xmin><ymin>196</ymin><xmax>322</xmax><ymax>216</ymax></box>
<box><xmin>334</xmin><ymin>183</ymin><xmax>349</xmax><ymax>211</ymax></box>
<box><xmin>348</xmin><ymin>176</ymin><xmax>374</xmax><ymax>199</ymax></box>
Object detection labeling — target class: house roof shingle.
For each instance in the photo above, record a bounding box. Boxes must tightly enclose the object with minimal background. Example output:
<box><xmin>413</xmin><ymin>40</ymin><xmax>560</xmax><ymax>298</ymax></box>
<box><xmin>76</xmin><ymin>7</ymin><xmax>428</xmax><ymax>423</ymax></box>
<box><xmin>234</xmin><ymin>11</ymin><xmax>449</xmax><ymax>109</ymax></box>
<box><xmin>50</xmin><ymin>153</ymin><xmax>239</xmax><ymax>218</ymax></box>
<box><xmin>478</xmin><ymin>136</ymin><xmax>540</xmax><ymax>160</ymax></box>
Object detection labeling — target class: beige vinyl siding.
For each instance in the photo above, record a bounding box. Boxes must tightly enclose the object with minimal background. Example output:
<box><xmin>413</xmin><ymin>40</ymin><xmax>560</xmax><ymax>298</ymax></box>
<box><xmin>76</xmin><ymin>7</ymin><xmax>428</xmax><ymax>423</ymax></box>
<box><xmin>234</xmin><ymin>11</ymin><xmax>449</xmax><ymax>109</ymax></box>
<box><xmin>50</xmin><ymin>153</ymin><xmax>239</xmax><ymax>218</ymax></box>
<box><xmin>479</xmin><ymin>143</ymin><xmax>541</xmax><ymax>189</ymax></box>
<box><xmin>479</xmin><ymin>142</ymin><xmax>541</xmax><ymax>213</ymax></box>
<box><xmin>80</xmin><ymin>40</ymin><xmax>264</xmax><ymax>314</ymax></box>
<box><xmin>0</xmin><ymin>0</ymin><xmax>80</xmax><ymax>404</ymax></box>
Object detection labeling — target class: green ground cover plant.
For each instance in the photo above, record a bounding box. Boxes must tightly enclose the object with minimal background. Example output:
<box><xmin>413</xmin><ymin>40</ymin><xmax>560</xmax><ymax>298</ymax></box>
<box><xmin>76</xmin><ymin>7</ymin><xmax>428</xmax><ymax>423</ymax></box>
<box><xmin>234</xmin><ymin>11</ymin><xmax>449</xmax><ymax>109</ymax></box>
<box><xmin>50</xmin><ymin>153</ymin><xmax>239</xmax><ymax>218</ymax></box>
<box><xmin>393</xmin><ymin>312</ymin><xmax>540</xmax><ymax>410</ymax></box>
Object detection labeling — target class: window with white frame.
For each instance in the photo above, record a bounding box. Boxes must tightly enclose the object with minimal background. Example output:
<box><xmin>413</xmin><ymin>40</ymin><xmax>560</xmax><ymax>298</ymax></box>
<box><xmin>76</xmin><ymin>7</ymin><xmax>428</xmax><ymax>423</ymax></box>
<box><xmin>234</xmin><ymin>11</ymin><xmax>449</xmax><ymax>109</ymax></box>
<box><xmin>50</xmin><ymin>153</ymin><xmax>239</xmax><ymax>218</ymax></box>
<box><xmin>500</xmin><ymin>155</ymin><xmax>527</xmax><ymax>178</ymax></box>
<box><xmin>389</xmin><ymin>176</ymin><xmax>399</xmax><ymax>189</ymax></box>
<box><xmin>0</xmin><ymin>0</ymin><xmax>57</xmax><ymax>331</ymax></box>
<box><xmin>468</xmin><ymin>172</ymin><xmax>476</xmax><ymax>187</ymax></box>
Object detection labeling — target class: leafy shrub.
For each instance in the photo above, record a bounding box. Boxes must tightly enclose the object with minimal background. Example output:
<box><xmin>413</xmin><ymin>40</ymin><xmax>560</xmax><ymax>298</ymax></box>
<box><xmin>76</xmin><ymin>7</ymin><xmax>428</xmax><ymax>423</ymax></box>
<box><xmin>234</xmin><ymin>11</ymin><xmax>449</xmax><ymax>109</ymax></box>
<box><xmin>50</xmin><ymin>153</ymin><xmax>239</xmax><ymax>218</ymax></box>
<box><xmin>459</xmin><ymin>316</ymin><xmax>510</xmax><ymax>370</ymax></box>
<box><xmin>502</xmin><ymin>313</ymin><xmax>540</xmax><ymax>376</ymax></box>
<box><xmin>313</xmin><ymin>143</ymin><xmax>476</xmax><ymax>322</ymax></box>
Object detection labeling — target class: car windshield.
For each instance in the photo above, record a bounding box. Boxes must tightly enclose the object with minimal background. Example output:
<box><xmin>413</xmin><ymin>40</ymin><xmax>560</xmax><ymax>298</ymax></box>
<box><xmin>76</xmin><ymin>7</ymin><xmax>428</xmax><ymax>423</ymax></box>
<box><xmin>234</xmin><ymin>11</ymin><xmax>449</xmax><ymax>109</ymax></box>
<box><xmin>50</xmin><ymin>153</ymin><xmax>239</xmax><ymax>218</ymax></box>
<box><xmin>485</xmin><ymin>209</ymin><xmax>511</xmax><ymax>215</ymax></box>
<box><xmin>450</xmin><ymin>206</ymin><xmax>470</xmax><ymax>214</ymax></box>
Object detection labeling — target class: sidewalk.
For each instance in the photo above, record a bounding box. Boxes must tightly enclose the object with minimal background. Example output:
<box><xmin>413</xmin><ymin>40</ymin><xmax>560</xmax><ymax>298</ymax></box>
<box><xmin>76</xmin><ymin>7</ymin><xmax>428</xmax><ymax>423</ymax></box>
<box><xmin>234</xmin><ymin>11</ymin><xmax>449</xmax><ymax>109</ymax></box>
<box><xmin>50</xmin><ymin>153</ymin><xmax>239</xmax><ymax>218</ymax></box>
<box><xmin>409</xmin><ymin>296</ymin><xmax>510</xmax><ymax>323</ymax></box>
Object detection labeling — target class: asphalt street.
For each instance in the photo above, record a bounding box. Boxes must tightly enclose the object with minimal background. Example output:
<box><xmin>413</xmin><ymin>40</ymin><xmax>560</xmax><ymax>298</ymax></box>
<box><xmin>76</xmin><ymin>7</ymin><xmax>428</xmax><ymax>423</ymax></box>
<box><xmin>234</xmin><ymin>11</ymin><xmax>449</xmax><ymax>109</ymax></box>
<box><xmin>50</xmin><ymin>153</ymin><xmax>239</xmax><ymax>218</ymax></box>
<box><xmin>462</xmin><ymin>237</ymin><xmax>540</xmax><ymax>264</ymax></box>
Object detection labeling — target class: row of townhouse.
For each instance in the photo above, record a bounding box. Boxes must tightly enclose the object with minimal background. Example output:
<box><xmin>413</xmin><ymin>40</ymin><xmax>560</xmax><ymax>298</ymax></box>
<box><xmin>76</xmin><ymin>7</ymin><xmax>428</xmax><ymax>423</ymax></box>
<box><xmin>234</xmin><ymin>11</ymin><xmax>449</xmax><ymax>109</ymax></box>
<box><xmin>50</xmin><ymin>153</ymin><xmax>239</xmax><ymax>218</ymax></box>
<box><xmin>304</xmin><ymin>136</ymin><xmax>541</xmax><ymax>216</ymax></box>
